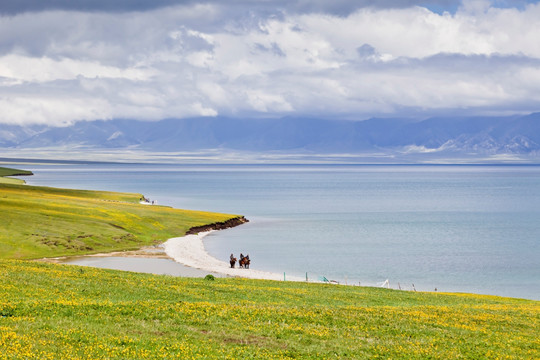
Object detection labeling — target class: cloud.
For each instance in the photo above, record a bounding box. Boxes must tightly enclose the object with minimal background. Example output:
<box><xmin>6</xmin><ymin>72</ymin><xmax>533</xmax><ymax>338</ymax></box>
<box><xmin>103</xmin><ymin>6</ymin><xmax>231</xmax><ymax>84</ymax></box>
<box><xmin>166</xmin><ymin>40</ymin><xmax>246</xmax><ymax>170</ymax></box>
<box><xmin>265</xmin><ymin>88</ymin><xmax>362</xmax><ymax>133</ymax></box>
<box><xmin>1</xmin><ymin>1</ymin><xmax>540</xmax><ymax>126</ymax></box>
<box><xmin>0</xmin><ymin>54</ymin><xmax>154</xmax><ymax>83</ymax></box>
<box><xmin>460</xmin><ymin>0</ymin><xmax>492</xmax><ymax>14</ymax></box>
<box><xmin>0</xmin><ymin>0</ymin><xmax>180</xmax><ymax>15</ymax></box>
<box><xmin>357</xmin><ymin>44</ymin><xmax>378</xmax><ymax>59</ymax></box>
<box><xmin>0</xmin><ymin>0</ymin><xmax>462</xmax><ymax>15</ymax></box>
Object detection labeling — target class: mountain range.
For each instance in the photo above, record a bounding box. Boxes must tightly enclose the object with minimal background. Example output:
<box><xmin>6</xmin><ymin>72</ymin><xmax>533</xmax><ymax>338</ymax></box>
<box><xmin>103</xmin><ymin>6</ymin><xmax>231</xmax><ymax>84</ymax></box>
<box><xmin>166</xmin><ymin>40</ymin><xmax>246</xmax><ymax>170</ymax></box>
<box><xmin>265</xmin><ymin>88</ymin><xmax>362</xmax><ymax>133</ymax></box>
<box><xmin>1</xmin><ymin>113</ymin><xmax>539</xmax><ymax>162</ymax></box>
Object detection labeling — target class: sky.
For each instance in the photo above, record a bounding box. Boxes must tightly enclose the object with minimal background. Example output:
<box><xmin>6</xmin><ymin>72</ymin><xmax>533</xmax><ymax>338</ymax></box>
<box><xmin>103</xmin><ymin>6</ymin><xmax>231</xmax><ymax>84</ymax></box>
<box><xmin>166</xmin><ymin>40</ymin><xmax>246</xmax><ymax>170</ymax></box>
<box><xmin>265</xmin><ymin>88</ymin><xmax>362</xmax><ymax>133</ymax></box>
<box><xmin>1</xmin><ymin>0</ymin><xmax>540</xmax><ymax>126</ymax></box>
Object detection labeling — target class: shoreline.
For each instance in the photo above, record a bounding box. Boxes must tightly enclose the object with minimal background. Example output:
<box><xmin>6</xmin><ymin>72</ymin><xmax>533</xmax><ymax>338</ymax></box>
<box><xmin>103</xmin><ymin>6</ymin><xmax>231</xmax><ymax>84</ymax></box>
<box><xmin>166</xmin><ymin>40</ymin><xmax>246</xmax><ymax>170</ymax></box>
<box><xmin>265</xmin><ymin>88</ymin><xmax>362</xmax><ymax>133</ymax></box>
<box><xmin>51</xmin><ymin>215</ymin><xmax>302</xmax><ymax>282</ymax></box>
<box><xmin>163</xmin><ymin>231</ymin><xmax>303</xmax><ymax>281</ymax></box>
<box><xmin>53</xmin><ymin>230</ymin><xmax>302</xmax><ymax>282</ymax></box>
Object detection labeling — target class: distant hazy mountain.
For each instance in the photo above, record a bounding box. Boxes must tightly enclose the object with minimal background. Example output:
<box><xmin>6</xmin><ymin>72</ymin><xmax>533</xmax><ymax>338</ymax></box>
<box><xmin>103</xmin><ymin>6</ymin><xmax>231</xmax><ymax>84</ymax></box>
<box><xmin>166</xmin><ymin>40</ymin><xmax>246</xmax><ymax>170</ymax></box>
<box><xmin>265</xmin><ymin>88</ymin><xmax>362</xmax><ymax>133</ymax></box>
<box><xmin>0</xmin><ymin>124</ymin><xmax>47</xmax><ymax>147</ymax></box>
<box><xmin>1</xmin><ymin>113</ymin><xmax>539</xmax><ymax>159</ymax></box>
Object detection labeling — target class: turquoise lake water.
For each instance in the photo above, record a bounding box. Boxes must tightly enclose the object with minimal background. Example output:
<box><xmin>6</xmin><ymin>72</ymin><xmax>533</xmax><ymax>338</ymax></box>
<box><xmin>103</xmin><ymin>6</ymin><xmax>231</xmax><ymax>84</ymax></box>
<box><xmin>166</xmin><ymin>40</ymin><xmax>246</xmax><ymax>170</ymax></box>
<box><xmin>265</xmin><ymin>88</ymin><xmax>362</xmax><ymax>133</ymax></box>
<box><xmin>20</xmin><ymin>163</ymin><xmax>540</xmax><ymax>300</ymax></box>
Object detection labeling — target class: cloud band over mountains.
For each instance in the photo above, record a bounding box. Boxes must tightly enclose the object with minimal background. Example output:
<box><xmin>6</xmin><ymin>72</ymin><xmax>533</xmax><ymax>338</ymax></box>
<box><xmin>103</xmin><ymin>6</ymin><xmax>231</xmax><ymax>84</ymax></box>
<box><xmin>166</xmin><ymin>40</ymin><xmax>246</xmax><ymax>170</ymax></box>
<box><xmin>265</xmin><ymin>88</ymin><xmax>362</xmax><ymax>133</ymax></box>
<box><xmin>1</xmin><ymin>0</ymin><xmax>540</xmax><ymax>125</ymax></box>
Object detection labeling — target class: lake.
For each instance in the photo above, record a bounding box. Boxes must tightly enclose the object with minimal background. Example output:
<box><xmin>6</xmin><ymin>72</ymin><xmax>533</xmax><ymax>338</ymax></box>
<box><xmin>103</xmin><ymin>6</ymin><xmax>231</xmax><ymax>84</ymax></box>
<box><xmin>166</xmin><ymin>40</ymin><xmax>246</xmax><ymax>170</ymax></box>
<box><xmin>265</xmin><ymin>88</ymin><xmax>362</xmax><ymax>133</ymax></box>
<box><xmin>19</xmin><ymin>162</ymin><xmax>540</xmax><ymax>300</ymax></box>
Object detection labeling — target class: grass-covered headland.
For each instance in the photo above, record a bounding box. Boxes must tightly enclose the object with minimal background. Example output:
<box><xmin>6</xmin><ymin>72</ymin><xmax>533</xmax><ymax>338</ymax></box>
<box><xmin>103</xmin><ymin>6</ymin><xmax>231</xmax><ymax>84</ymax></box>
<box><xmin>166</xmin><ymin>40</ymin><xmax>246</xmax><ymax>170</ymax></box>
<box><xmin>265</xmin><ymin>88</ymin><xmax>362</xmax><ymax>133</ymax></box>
<box><xmin>1</xmin><ymin>260</ymin><xmax>538</xmax><ymax>359</ymax></box>
<box><xmin>0</xmin><ymin>166</ymin><xmax>33</xmax><ymax>185</ymax></box>
<box><xmin>0</xmin><ymin>169</ymin><xmax>242</xmax><ymax>259</ymax></box>
<box><xmin>1</xmin><ymin>167</ymin><xmax>538</xmax><ymax>358</ymax></box>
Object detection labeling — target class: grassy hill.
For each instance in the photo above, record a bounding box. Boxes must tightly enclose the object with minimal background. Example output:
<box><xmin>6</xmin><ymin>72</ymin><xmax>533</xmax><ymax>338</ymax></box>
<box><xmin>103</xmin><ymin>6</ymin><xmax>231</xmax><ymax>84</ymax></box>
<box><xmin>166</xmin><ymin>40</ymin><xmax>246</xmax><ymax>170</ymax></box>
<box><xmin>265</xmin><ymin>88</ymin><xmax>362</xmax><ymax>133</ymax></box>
<box><xmin>0</xmin><ymin>260</ymin><xmax>538</xmax><ymax>359</ymax></box>
<box><xmin>0</xmin><ymin>180</ymin><xmax>241</xmax><ymax>259</ymax></box>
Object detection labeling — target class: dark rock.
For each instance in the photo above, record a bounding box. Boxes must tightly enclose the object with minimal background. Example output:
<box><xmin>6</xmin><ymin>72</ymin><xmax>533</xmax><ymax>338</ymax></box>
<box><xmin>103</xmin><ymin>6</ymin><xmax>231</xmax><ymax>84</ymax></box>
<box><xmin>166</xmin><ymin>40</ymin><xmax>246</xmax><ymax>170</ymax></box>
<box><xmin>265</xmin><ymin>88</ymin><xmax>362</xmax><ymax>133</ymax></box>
<box><xmin>185</xmin><ymin>216</ymin><xmax>249</xmax><ymax>235</ymax></box>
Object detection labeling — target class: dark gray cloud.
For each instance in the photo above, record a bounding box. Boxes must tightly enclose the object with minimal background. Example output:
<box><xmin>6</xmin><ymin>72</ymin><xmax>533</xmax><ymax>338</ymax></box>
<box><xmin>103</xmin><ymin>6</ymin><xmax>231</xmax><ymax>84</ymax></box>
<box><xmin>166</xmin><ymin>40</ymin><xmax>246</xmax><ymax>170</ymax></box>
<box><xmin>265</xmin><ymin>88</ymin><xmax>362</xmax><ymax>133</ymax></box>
<box><xmin>361</xmin><ymin>53</ymin><xmax>540</xmax><ymax>72</ymax></box>
<box><xmin>357</xmin><ymin>44</ymin><xmax>378</xmax><ymax>59</ymax></box>
<box><xmin>254</xmin><ymin>42</ymin><xmax>286</xmax><ymax>57</ymax></box>
<box><xmin>0</xmin><ymin>0</ymin><xmax>463</xmax><ymax>15</ymax></box>
<box><xmin>0</xmin><ymin>0</ymin><xmax>179</xmax><ymax>14</ymax></box>
<box><xmin>420</xmin><ymin>53</ymin><xmax>540</xmax><ymax>70</ymax></box>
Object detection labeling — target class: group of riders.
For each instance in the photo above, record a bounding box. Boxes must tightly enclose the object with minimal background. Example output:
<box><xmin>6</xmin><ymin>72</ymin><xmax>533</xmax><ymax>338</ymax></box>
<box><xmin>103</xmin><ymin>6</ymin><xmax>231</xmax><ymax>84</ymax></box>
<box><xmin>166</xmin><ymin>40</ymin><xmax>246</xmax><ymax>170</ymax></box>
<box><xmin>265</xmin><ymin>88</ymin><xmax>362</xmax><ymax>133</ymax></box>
<box><xmin>230</xmin><ymin>253</ymin><xmax>250</xmax><ymax>269</ymax></box>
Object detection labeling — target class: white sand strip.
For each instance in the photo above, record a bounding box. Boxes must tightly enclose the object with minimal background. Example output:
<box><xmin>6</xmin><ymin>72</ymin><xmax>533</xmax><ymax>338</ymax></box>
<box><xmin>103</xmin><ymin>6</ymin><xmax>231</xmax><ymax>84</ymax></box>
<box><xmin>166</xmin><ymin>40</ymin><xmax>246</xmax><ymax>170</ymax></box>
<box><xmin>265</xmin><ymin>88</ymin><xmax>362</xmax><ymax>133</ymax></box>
<box><xmin>163</xmin><ymin>231</ymin><xmax>303</xmax><ymax>281</ymax></box>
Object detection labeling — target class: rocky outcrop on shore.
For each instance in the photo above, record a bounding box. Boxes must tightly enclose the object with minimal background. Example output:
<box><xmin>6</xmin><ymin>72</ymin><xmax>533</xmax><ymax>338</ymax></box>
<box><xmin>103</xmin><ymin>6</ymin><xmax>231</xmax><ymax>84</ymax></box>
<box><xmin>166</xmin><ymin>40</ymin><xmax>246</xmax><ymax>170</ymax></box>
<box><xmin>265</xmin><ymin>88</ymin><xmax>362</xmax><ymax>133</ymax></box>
<box><xmin>185</xmin><ymin>216</ymin><xmax>249</xmax><ymax>235</ymax></box>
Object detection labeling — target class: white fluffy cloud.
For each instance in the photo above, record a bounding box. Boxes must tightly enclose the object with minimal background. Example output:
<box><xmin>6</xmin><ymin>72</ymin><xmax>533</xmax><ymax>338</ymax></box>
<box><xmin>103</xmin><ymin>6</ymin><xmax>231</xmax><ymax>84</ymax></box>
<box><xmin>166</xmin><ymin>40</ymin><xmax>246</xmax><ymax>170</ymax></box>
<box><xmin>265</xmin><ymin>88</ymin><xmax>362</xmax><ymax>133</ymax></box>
<box><xmin>1</xmin><ymin>1</ymin><xmax>540</xmax><ymax>125</ymax></box>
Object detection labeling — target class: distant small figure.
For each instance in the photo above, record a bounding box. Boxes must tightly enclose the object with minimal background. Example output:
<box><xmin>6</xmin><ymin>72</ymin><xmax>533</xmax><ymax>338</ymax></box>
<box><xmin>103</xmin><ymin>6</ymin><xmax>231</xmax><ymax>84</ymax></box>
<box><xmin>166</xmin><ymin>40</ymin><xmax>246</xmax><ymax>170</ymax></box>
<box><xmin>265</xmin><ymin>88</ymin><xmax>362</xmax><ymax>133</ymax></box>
<box><xmin>239</xmin><ymin>254</ymin><xmax>250</xmax><ymax>269</ymax></box>
<box><xmin>229</xmin><ymin>253</ymin><xmax>236</xmax><ymax>268</ymax></box>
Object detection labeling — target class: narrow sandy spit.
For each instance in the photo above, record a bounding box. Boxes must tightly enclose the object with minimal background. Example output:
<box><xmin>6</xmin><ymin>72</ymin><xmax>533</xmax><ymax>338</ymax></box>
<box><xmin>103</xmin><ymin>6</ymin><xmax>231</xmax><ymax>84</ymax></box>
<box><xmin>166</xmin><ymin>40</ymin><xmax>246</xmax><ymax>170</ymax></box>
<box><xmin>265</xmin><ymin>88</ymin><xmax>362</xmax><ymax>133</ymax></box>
<box><xmin>163</xmin><ymin>231</ymin><xmax>304</xmax><ymax>281</ymax></box>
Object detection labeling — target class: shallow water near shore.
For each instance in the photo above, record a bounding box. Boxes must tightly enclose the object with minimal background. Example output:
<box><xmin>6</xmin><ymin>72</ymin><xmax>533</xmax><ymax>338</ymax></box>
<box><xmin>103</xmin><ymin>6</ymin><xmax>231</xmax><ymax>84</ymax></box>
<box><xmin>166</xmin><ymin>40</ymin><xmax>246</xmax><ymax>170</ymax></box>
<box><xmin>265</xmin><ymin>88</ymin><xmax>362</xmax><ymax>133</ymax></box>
<box><xmin>21</xmin><ymin>163</ymin><xmax>540</xmax><ymax>300</ymax></box>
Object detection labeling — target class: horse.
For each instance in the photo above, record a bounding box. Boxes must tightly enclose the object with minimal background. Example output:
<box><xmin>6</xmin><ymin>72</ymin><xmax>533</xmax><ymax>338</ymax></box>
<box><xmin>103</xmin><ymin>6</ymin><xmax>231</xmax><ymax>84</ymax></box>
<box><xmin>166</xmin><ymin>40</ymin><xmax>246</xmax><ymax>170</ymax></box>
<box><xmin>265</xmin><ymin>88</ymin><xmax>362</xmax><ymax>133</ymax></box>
<box><xmin>239</xmin><ymin>257</ymin><xmax>250</xmax><ymax>269</ymax></box>
<box><xmin>230</xmin><ymin>257</ymin><xmax>237</xmax><ymax>268</ymax></box>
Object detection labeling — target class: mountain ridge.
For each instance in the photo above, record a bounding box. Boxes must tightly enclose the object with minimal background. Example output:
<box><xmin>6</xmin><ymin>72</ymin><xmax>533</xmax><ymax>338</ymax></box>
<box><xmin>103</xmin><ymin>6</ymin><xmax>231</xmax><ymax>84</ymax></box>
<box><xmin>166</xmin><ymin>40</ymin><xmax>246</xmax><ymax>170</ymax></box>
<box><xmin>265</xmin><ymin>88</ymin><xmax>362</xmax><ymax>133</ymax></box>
<box><xmin>1</xmin><ymin>114</ymin><xmax>539</xmax><ymax>160</ymax></box>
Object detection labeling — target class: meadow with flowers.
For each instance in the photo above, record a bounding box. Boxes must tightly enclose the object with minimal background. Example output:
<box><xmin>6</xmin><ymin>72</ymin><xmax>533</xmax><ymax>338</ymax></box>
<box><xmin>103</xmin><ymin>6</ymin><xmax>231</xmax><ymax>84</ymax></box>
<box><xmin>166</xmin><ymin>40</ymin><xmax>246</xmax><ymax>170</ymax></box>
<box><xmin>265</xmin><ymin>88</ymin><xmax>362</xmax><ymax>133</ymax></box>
<box><xmin>1</xmin><ymin>260</ymin><xmax>538</xmax><ymax>359</ymax></box>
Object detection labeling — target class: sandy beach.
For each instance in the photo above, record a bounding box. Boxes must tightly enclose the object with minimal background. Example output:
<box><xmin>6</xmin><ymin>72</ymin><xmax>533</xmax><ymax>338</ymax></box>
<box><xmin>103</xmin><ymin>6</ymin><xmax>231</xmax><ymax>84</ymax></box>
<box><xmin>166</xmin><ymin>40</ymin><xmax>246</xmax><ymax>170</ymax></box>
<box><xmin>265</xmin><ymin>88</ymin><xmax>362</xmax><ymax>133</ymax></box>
<box><xmin>57</xmin><ymin>231</ymin><xmax>305</xmax><ymax>281</ymax></box>
<box><xmin>58</xmin><ymin>232</ymin><xmax>303</xmax><ymax>281</ymax></box>
<box><xmin>163</xmin><ymin>231</ymin><xmax>303</xmax><ymax>281</ymax></box>
<box><xmin>56</xmin><ymin>229</ymin><xmax>304</xmax><ymax>281</ymax></box>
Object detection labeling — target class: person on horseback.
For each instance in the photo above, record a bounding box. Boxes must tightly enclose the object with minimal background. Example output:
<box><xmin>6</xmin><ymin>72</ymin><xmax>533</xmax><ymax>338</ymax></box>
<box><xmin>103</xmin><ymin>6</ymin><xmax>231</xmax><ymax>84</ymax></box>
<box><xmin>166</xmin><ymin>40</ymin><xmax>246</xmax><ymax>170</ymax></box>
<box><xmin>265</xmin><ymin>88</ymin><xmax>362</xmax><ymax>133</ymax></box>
<box><xmin>229</xmin><ymin>253</ymin><xmax>236</xmax><ymax>268</ymax></box>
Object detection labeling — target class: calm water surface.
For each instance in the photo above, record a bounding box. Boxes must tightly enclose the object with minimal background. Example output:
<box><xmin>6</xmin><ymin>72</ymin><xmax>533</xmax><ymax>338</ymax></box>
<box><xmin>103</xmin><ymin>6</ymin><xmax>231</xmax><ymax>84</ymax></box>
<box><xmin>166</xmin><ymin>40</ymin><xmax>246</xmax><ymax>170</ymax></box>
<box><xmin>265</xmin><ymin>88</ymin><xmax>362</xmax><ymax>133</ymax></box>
<box><xmin>20</xmin><ymin>163</ymin><xmax>540</xmax><ymax>300</ymax></box>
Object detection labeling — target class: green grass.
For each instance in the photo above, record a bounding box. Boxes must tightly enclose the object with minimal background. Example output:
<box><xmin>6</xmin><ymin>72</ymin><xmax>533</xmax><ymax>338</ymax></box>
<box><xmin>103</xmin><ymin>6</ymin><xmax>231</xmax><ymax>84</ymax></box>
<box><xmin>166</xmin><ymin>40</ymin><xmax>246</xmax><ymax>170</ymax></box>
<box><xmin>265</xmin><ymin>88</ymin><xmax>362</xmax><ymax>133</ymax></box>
<box><xmin>0</xmin><ymin>260</ymin><xmax>538</xmax><ymax>359</ymax></box>
<box><xmin>0</xmin><ymin>177</ymin><xmax>25</xmax><ymax>185</ymax></box>
<box><xmin>0</xmin><ymin>182</ymin><xmax>240</xmax><ymax>259</ymax></box>
<box><xmin>0</xmin><ymin>166</ymin><xmax>33</xmax><ymax>185</ymax></box>
<box><xmin>0</xmin><ymin>167</ymin><xmax>33</xmax><ymax>177</ymax></box>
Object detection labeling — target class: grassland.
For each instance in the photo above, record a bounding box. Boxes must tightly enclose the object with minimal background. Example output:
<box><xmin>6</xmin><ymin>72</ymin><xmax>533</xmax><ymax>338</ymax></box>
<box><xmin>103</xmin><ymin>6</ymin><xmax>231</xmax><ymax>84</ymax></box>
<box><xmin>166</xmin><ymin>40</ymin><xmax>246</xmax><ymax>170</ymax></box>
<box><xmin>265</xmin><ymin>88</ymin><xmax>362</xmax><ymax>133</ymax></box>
<box><xmin>1</xmin><ymin>260</ymin><xmax>538</xmax><ymax>359</ymax></box>
<box><xmin>0</xmin><ymin>180</ymin><xmax>241</xmax><ymax>260</ymax></box>
<box><xmin>0</xmin><ymin>166</ymin><xmax>33</xmax><ymax>185</ymax></box>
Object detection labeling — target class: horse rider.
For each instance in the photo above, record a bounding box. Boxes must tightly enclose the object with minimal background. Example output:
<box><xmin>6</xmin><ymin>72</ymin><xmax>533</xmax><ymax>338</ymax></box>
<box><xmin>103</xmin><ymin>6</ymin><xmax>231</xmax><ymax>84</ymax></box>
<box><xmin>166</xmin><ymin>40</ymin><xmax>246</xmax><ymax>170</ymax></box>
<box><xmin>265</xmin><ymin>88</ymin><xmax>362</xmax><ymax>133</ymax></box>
<box><xmin>240</xmin><ymin>253</ymin><xmax>244</xmax><ymax>261</ymax></box>
<box><xmin>230</xmin><ymin>253</ymin><xmax>235</xmax><ymax>261</ymax></box>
